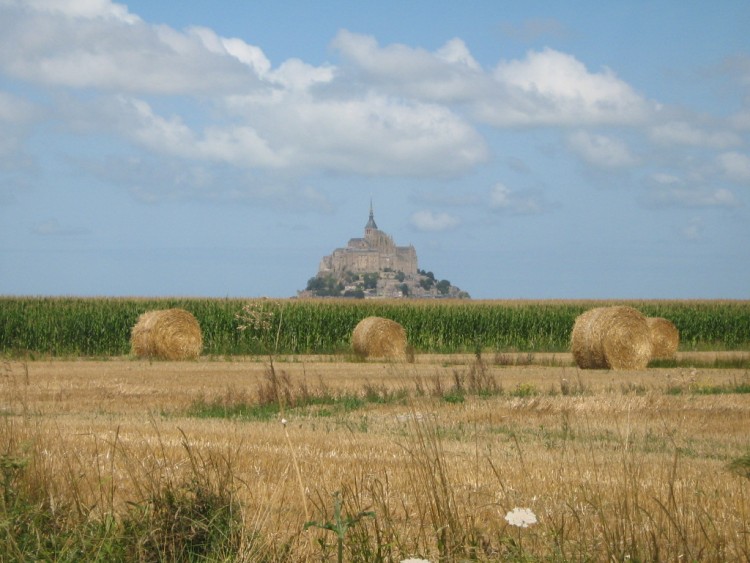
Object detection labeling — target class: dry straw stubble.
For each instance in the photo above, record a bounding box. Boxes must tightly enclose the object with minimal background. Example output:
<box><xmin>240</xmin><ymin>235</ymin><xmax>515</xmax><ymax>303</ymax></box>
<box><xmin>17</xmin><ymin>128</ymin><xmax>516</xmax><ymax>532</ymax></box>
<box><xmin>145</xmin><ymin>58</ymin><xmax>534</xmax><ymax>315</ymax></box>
<box><xmin>647</xmin><ymin>317</ymin><xmax>680</xmax><ymax>359</ymax></box>
<box><xmin>571</xmin><ymin>306</ymin><xmax>652</xmax><ymax>370</ymax></box>
<box><xmin>351</xmin><ymin>316</ymin><xmax>408</xmax><ymax>360</ymax></box>
<box><xmin>130</xmin><ymin>308</ymin><xmax>203</xmax><ymax>360</ymax></box>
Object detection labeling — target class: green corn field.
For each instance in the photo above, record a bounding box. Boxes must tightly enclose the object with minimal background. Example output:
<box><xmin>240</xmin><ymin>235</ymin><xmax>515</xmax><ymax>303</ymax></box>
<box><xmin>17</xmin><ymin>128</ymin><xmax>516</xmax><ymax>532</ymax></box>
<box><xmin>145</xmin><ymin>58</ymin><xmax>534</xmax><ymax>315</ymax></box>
<box><xmin>1</xmin><ymin>297</ymin><xmax>749</xmax><ymax>357</ymax></box>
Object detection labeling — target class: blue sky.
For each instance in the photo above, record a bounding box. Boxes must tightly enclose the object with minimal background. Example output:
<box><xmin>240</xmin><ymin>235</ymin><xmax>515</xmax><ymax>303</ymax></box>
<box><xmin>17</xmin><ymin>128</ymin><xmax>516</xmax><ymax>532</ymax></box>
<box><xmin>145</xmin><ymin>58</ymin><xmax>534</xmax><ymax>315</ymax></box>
<box><xmin>1</xmin><ymin>0</ymin><xmax>748</xmax><ymax>299</ymax></box>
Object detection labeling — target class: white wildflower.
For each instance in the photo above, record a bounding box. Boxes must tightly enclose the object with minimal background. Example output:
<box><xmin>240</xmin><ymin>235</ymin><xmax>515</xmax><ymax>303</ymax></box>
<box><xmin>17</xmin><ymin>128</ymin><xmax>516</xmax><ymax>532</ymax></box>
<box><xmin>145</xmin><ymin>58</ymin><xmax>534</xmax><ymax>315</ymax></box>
<box><xmin>505</xmin><ymin>507</ymin><xmax>537</xmax><ymax>528</ymax></box>
<box><xmin>281</xmin><ymin>418</ymin><xmax>288</xmax><ymax>427</ymax></box>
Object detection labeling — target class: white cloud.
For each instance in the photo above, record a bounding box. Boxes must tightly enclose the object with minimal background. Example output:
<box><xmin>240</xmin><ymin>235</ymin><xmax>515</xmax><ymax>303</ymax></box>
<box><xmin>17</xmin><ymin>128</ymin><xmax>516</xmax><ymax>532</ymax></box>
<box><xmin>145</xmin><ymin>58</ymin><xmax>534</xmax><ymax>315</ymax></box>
<box><xmin>332</xmin><ymin>34</ymin><xmax>652</xmax><ymax>128</ymax></box>
<box><xmin>0</xmin><ymin>10</ymin><xmax>659</xmax><ymax>188</ymax></box>
<box><xmin>0</xmin><ymin>4</ymin><xmax>263</xmax><ymax>94</ymax></box>
<box><xmin>647</xmin><ymin>174</ymin><xmax>740</xmax><ymax>208</ymax></box>
<box><xmin>222</xmin><ymin>92</ymin><xmax>488</xmax><ymax>176</ymax></box>
<box><xmin>267</xmin><ymin>58</ymin><xmax>335</xmax><ymax>91</ymax></box>
<box><xmin>189</xmin><ymin>26</ymin><xmax>272</xmax><ymax>77</ymax></box>
<box><xmin>331</xmin><ymin>30</ymin><xmax>486</xmax><ymax>103</ymax></box>
<box><xmin>290</xmin><ymin>96</ymin><xmax>488</xmax><ymax>176</ymax></box>
<box><xmin>566</xmin><ymin>131</ymin><xmax>638</xmax><ymax>168</ymax></box>
<box><xmin>3</xmin><ymin>5</ymin><xmax>740</xmax><ymax>216</ymax></box>
<box><xmin>115</xmin><ymin>96</ymin><xmax>285</xmax><ymax>169</ymax></box>
<box><xmin>435</xmin><ymin>38</ymin><xmax>481</xmax><ymax>70</ymax></box>
<box><xmin>410</xmin><ymin>210</ymin><xmax>460</xmax><ymax>232</ymax></box>
<box><xmin>198</xmin><ymin>126</ymin><xmax>286</xmax><ymax>168</ymax></box>
<box><xmin>649</xmin><ymin>121</ymin><xmax>741</xmax><ymax>148</ymax></box>
<box><xmin>0</xmin><ymin>9</ymin><xmax>489</xmax><ymax>181</ymax></box>
<box><xmin>14</xmin><ymin>0</ymin><xmax>140</xmax><ymax>23</ymax></box>
<box><xmin>717</xmin><ymin>151</ymin><xmax>750</xmax><ymax>184</ymax></box>
<box><xmin>481</xmin><ymin>48</ymin><xmax>653</xmax><ymax>126</ymax></box>
<box><xmin>489</xmin><ymin>183</ymin><xmax>545</xmax><ymax>214</ymax></box>
<box><xmin>124</xmin><ymin>98</ymin><xmax>194</xmax><ymax>150</ymax></box>
<box><xmin>91</xmin><ymin>91</ymin><xmax>486</xmax><ymax>178</ymax></box>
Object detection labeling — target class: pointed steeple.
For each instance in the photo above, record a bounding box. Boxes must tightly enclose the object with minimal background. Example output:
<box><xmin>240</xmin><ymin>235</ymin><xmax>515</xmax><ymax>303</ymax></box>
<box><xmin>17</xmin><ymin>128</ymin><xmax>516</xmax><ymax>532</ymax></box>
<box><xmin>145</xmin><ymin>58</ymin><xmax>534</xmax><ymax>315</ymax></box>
<box><xmin>365</xmin><ymin>198</ymin><xmax>378</xmax><ymax>231</ymax></box>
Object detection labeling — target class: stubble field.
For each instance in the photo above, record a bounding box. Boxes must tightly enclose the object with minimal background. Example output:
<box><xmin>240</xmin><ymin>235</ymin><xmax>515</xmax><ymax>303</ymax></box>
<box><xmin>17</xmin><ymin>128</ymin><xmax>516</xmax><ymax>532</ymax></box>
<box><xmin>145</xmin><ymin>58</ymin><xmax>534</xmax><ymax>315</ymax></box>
<box><xmin>3</xmin><ymin>351</ymin><xmax>750</xmax><ymax>561</ymax></box>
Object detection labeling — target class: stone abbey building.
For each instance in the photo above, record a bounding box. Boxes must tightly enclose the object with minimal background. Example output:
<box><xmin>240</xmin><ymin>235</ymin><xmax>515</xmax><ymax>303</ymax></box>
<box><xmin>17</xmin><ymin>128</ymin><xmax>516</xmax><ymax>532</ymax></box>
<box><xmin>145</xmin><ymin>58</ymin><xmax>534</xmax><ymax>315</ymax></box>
<box><xmin>303</xmin><ymin>203</ymin><xmax>468</xmax><ymax>299</ymax></box>
<box><xmin>318</xmin><ymin>203</ymin><xmax>418</xmax><ymax>277</ymax></box>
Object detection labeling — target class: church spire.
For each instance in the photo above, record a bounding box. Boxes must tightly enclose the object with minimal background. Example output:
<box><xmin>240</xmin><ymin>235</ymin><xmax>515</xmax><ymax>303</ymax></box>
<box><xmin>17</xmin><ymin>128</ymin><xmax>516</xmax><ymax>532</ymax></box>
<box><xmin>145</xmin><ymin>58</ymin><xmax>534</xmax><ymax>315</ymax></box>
<box><xmin>365</xmin><ymin>199</ymin><xmax>378</xmax><ymax>231</ymax></box>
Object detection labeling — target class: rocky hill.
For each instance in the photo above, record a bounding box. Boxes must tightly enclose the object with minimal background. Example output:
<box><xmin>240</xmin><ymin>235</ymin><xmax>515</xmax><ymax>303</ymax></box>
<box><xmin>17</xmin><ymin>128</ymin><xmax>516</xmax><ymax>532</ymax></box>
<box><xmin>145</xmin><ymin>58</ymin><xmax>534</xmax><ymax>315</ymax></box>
<box><xmin>300</xmin><ymin>268</ymin><xmax>469</xmax><ymax>299</ymax></box>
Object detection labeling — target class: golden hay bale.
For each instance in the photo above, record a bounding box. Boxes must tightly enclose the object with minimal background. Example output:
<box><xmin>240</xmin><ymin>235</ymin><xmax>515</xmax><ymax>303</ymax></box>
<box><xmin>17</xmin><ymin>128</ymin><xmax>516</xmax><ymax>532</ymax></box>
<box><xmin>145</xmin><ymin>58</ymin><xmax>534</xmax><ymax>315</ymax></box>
<box><xmin>647</xmin><ymin>317</ymin><xmax>679</xmax><ymax>359</ymax></box>
<box><xmin>571</xmin><ymin>307</ymin><xmax>609</xmax><ymax>370</ymax></box>
<box><xmin>351</xmin><ymin>316</ymin><xmax>408</xmax><ymax>360</ymax></box>
<box><xmin>130</xmin><ymin>308</ymin><xmax>203</xmax><ymax>360</ymax></box>
<box><xmin>571</xmin><ymin>306</ymin><xmax>652</xmax><ymax>370</ymax></box>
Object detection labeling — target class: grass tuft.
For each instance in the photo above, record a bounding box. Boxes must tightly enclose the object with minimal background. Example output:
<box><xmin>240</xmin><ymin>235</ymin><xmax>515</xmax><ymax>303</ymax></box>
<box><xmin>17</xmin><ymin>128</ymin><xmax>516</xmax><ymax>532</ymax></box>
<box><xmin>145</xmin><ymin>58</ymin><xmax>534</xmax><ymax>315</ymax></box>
<box><xmin>0</xmin><ymin>424</ymin><xmax>249</xmax><ymax>562</ymax></box>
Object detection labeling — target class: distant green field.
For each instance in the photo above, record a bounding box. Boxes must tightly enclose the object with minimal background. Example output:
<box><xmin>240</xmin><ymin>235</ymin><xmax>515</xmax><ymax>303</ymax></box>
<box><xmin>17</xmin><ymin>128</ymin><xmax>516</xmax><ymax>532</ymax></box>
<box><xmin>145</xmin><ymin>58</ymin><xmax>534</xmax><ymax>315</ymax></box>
<box><xmin>1</xmin><ymin>297</ymin><xmax>749</xmax><ymax>357</ymax></box>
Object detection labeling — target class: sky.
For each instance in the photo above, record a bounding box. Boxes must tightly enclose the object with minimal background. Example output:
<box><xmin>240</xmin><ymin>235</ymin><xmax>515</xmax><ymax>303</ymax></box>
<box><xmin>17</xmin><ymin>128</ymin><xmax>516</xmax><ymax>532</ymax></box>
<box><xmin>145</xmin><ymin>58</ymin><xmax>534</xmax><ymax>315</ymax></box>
<box><xmin>1</xmin><ymin>0</ymin><xmax>749</xmax><ymax>300</ymax></box>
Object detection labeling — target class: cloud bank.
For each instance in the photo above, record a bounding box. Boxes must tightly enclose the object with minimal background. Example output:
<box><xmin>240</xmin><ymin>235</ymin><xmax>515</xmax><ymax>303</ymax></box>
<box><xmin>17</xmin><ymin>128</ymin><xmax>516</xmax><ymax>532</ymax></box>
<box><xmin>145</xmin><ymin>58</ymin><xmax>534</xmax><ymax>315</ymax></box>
<box><xmin>0</xmin><ymin>0</ymin><xmax>745</xmax><ymax>218</ymax></box>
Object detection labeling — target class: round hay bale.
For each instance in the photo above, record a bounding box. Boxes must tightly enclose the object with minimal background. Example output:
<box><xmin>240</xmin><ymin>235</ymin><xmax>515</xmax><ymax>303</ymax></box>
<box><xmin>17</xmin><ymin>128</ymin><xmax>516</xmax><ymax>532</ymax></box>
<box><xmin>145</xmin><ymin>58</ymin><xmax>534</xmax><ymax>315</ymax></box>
<box><xmin>351</xmin><ymin>316</ymin><xmax>408</xmax><ymax>360</ymax></box>
<box><xmin>130</xmin><ymin>308</ymin><xmax>203</xmax><ymax>360</ymax></box>
<box><xmin>647</xmin><ymin>317</ymin><xmax>679</xmax><ymax>360</ymax></box>
<box><xmin>570</xmin><ymin>307</ymin><xmax>609</xmax><ymax>369</ymax></box>
<box><xmin>571</xmin><ymin>306</ymin><xmax>652</xmax><ymax>370</ymax></box>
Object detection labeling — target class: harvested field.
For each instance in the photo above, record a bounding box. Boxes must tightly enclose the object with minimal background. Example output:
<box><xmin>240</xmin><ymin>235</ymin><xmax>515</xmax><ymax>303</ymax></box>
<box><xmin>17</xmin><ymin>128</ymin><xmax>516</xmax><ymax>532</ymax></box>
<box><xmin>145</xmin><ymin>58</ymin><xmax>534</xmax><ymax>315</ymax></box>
<box><xmin>2</xmin><ymin>354</ymin><xmax>749</xmax><ymax>561</ymax></box>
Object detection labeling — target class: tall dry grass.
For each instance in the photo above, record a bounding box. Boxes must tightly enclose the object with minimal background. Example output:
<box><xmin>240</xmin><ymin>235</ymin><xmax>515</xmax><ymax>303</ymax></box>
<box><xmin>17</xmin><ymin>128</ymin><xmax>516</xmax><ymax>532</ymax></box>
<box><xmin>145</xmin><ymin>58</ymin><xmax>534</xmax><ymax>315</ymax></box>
<box><xmin>1</xmin><ymin>356</ymin><xmax>749</xmax><ymax>561</ymax></box>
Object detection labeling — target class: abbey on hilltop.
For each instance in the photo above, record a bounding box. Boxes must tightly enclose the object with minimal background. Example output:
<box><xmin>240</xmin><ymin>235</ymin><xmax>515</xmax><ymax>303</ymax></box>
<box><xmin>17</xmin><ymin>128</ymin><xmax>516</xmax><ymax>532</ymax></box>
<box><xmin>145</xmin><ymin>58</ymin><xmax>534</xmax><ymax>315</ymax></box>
<box><xmin>300</xmin><ymin>203</ymin><xmax>469</xmax><ymax>299</ymax></box>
